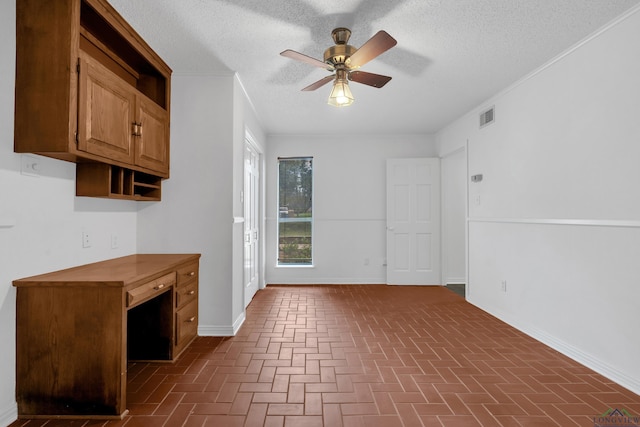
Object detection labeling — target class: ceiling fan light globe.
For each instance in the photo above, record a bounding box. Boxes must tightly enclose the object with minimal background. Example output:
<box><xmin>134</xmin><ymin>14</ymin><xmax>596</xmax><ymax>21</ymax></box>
<box><xmin>328</xmin><ymin>80</ymin><xmax>354</xmax><ymax>107</ymax></box>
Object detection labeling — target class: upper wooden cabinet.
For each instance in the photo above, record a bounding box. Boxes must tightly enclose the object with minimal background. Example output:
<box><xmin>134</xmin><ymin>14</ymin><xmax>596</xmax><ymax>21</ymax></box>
<box><xmin>14</xmin><ymin>0</ymin><xmax>171</xmax><ymax>181</ymax></box>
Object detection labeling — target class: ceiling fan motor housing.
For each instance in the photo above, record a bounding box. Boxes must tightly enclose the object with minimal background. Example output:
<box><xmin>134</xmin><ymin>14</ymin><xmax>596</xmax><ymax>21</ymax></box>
<box><xmin>324</xmin><ymin>44</ymin><xmax>357</xmax><ymax>68</ymax></box>
<box><xmin>324</xmin><ymin>28</ymin><xmax>357</xmax><ymax>68</ymax></box>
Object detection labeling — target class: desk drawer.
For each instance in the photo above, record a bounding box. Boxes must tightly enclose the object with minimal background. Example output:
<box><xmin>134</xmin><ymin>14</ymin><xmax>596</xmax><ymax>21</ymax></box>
<box><xmin>176</xmin><ymin>299</ymin><xmax>197</xmax><ymax>345</ymax></box>
<box><xmin>127</xmin><ymin>272</ymin><xmax>175</xmax><ymax>308</ymax></box>
<box><xmin>177</xmin><ymin>261</ymin><xmax>198</xmax><ymax>286</ymax></box>
<box><xmin>176</xmin><ymin>280</ymin><xmax>197</xmax><ymax>309</ymax></box>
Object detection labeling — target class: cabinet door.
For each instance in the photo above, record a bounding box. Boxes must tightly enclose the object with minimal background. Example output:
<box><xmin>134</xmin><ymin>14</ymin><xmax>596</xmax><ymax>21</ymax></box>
<box><xmin>135</xmin><ymin>95</ymin><xmax>169</xmax><ymax>176</ymax></box>
<box><xmin>78</xmin><ymin>56</ymin><xmax>136</xmax><ymax>164</ymax></box>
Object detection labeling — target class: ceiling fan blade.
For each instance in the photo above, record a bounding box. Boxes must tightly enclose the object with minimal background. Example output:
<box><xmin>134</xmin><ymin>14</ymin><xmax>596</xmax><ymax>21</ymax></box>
<box><xmin>348</xmin><ymin>71</ymin><xmax>392</xmax><ymax>88</ymax></box>
<box><xmin>301</xmin><ymin>75</ymin><xmax>335</xmax><ymax>91</ymax></box>
<box><xmin>347</xmin><ymin>30</ymin><xmax>397</xmax><ymax>69</ymax></box>
<box><xmin>281</xmin><ymin>49</ymin><xmax>334</xmax><ymax>70</ymax></box>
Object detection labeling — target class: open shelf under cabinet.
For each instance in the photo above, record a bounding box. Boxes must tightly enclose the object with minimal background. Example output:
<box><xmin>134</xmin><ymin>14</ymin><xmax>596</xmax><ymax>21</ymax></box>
<box><xmin>76</xmin><ymin>163</ymin><xmax>162</xmax><ymax>201</ymax></box>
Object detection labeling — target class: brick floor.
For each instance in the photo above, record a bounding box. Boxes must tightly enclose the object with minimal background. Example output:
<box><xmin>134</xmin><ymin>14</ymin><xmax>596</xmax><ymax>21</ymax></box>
<box><xmin>9</xmin><ymin>285</ymin><xmax>640</xmax><ymax>426</ymax></box>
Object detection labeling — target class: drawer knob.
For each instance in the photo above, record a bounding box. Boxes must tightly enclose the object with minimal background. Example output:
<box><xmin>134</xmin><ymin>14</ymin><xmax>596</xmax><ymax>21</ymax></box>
<box><xmin>187</xmin><ymin>316</ymin><xmax>196</xmax><ymax>323</ymax></box>
<box><xmin>187</xmin><ymin>290</ymin><xmax>196</xmax><ymax>296</ymax></box>
<box><xmin>154</xmin><ymin>283</ymin><xmax>165</xmax><ymax>290</ymax></box>
<box><xmin>188</xmin><ymin>271</ymin><xmax>195</xmax><ymax>277</ymax></box>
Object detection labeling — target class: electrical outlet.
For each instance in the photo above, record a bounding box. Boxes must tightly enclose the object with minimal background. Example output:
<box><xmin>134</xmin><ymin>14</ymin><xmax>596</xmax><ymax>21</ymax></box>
<box><xmin>501</xmin><ymin>280</ymin><xmax>507</xmax><ymax>292</ymax></box>
<box><xmin>82</xmin><ymin>231</ymin><xmax>91</xmax><ymax>248</ymax></box>
<box><xmin>111</xmin><ymin>234</ymin><xmax>119</xmax><ymax>249</ymax></box>
<box><xmin>364</xmin><ymin>258</ymin><xmax>370</xmax><ymax>266</ymax></box>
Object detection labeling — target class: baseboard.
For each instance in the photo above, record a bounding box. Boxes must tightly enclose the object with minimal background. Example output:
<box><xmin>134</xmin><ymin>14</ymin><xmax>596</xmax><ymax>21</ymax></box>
<box><xmin>468</xmin><ymin>299</ymin><xmax>640</xmax><ymax>396</ymax></box>
<box><xmin>232</xmin><ymin>311</ymin><xmax>246</xmax><ymax>335</ymax></box>
<box><xmin>266</xmin><ymin>280</ymin><xmax>387</xmax><ymax>285</ymax></box>
<box><xmin>198</xmin><ymin>324</ymin><xmax>235</xmax><ymax>336</ymax></box>
<box><xmin>445</xmin><ymin>277</ymin><xmax>466</xmax><ymax>285</ymax></box>
<box><xmin>523</xmin><ymin>326</ymin><xmax>640</xmax><ymax>396</ymax></box>
<box><xmin>198</xmin><ymin>312</ymin><xmax>246</xmax><ymax>337</ymax></box>
<box><xmin>0</xmin><ymin>401</ymin><xmax>17</xmax><ymax>427</ymax></box>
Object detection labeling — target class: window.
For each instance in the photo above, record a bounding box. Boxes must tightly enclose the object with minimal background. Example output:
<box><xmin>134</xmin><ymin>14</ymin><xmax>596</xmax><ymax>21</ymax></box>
<box><xmin>277</xmin><ymin>157</ymin><xmax>313</xmax><ymax>265</ymax></box>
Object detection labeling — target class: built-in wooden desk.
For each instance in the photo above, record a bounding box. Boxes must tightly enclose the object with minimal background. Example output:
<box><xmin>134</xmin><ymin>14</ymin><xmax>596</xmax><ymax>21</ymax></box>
<box><xmin>13</xmin><ymin>253</ymin><xmax>200</xmax><ymax>419</ymax></box>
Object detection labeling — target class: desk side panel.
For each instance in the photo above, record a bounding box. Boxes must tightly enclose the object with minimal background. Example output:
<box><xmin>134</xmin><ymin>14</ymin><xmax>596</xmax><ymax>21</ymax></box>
<box><xmin>16</xmin><ymin>286</ymin><xmax>126</xmax><ymax>417</ymax></box>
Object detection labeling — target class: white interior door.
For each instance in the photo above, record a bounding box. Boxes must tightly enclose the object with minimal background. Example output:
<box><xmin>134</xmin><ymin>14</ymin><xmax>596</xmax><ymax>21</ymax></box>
<box><xmin>244</xmin><ymin>142</ymin><xmax>260</xmax><ymax>307</ymax></box>
<box><xmin>386</xmin><ymin>158</ymin><xmax>441</xmax><ymax>285</ymax></box>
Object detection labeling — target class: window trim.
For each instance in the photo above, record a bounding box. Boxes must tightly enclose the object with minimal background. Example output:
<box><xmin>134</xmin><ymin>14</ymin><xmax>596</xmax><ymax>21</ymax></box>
<box><xmin>276</xmin><ymin>156</ymin><xmax>314</xmax><ymax>267</ymax></box>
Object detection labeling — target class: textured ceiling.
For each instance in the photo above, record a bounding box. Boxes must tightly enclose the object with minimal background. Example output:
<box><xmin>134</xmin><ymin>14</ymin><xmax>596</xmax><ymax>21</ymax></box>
<box><xmin>108</xmin><ymin>0</ymin><xmax>640</xmax><ymax>135</ymax></box>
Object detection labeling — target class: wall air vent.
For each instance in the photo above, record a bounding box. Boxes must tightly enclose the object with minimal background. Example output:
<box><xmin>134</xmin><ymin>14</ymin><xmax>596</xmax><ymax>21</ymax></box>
<box><xmin>479</xmin><ymin>106</ymin><xmax>495</xmax><ymax>128</ymax></box>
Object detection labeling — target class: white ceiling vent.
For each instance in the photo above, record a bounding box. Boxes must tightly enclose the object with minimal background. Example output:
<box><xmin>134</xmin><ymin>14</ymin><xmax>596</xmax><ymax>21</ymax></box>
<box><xmin>480</xmin><ymin>106</ymin><xmax>495</xmax><ymax>128</ymax></box>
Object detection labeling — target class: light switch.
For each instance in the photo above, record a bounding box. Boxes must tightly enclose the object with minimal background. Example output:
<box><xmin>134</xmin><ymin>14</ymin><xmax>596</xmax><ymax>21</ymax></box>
<box><xmin>21</xmin><ymin>154</ymin><xmax>41</xmax><ymax>177</ymax></box>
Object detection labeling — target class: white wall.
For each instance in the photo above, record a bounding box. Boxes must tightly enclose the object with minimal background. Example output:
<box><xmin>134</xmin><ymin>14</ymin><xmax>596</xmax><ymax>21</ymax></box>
<box><xmin>437</xmin><ymin>6</ymin><xmax>640</xmax><ymax>393</ymax></box>
<box><xmin>0</xmin><ymin>1</ymin><xmax>138</xmax><ymax>424</ymax></box>
<box><xmin>265</xmin><ymin>134</ymin><xmax>436</xmax><ymax>284</ymax></box>
<box><xmin>137</xmin><ymin>73</ymin><xmax>265</xmax><ymax>335</ymax></box>
<box><xmin>440</xmin><ymin>146</ymin><xmax>467</xmax><ymax>285</ymax></box>
<box><xmin>232</xmin><ymin>77</ymin><xmax>267</xmax><ymax>325</ymax></box>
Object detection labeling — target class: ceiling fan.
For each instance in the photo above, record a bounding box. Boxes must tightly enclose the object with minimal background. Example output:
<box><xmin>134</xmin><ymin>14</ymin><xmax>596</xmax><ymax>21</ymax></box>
<box><xmin>280</xmin><ymin>27</ymin><xmax>397</xmax><ymax>107</ymax></box>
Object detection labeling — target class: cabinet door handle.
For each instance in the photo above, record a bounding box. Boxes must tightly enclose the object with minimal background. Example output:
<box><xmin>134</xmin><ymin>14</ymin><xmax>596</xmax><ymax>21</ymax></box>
<box><xmin>187</xmin><ymin>290</ymin><xmax>196</xmax><ymax>295</ymax></box>
<box><xmin>187</xmin><ymin>316</ymin><xmax>196</xmax><ymax>323</ymax></box>
<box><xmin>154</xmin><ymin>283</ymin><xmax>165</xmax><ymax>290</ymax></box>
<box><xmin>131</xmin><ymin>122</ymin><xmax>142</xmax><ymax>137</ymax></box>
<box><xmin>188</xmin><ymin>271</ymin><xmax>195</xmax><ymax>277</ymax></box>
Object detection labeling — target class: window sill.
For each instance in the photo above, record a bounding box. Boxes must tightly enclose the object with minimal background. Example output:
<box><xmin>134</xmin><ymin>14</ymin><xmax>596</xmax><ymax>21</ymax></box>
<box><xmin>276</xmin><ymin>264</ymin><xmax>315</xmax><ymax>268</ymax></box>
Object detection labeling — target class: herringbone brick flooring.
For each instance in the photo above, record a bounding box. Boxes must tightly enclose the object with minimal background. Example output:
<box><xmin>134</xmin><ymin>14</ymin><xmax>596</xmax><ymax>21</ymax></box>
<box><xmin>11</xmin><ymin>285</ymin><xmax>640</xmax><ymax>426</ymax></box>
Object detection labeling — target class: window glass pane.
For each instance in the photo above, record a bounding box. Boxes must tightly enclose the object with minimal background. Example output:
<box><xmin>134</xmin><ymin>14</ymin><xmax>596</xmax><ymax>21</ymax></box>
<box><xmin>278</xmin><ymin>157</ymin><xmax>312</xmax><ymax>265</ymax></box>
